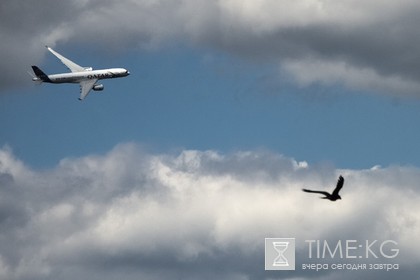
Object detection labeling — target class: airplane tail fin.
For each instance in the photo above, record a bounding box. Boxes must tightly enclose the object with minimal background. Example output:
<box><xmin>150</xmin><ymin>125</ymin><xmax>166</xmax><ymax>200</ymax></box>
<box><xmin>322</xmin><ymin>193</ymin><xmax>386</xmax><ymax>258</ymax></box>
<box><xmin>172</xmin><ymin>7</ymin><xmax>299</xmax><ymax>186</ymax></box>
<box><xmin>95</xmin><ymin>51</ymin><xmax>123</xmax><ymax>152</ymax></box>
<box><xmin>31</xmin><ymin>66</ymin><xmax>51</xmax><ymax>83</ymax></box>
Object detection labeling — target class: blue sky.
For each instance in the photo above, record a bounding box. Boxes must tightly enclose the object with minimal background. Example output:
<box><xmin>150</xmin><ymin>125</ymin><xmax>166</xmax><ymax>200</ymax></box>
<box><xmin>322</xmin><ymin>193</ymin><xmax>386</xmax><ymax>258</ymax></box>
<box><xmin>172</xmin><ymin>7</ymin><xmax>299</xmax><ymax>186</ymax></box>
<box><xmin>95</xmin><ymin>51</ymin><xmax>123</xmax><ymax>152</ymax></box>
<box><xmin>1</xmin><ymin>1</ymin><xmax>420</xmax><ymax>280</ymax></box>
<box><xmin>2</xmin><ymin>46</ymin><xmax>420</xmax><ymax>169</ymax></box>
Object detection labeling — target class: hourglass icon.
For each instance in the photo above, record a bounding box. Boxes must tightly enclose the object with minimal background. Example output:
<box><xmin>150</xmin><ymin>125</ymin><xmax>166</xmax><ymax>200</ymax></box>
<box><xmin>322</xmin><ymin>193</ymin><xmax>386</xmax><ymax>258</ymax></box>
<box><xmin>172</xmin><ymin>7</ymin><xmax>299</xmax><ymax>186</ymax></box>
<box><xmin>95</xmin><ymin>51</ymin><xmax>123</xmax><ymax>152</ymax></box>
<box><xmin>265</xmin><ymin>238</ymin><xmax>295</xmax><ymax>270</ymax></box>
<box><xmin>272</xmin><ymin>241</ymin><xmax>289</xmax><ymax>266</ymax></box>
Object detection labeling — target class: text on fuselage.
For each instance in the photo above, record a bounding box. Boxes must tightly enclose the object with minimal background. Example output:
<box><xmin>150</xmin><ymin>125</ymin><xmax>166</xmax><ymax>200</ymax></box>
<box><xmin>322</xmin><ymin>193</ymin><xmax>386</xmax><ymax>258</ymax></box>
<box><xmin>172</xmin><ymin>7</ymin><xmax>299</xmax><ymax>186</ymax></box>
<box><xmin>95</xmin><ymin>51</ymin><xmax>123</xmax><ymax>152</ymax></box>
<box><xmin>87</xmin><ymin>73</ymin><xmax>112</xmax><ymax>79</ymax></box>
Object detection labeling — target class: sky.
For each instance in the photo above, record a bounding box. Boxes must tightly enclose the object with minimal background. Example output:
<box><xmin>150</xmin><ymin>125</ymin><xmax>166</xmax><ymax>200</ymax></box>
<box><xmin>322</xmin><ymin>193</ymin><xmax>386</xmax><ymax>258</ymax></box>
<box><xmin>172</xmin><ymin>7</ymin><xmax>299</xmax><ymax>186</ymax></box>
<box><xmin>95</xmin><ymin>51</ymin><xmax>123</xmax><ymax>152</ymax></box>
<box><xmin>1</xmin><ymin>1</ymin><xmax>420</xmax><ymax>279</ymax></box>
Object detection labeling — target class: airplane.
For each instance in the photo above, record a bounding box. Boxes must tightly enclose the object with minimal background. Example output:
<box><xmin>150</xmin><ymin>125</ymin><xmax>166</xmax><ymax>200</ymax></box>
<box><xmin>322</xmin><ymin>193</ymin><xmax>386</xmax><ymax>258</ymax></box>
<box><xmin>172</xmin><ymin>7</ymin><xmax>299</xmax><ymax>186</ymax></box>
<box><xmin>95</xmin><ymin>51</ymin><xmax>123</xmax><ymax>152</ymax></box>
<box><xmin>31</xmin><ymin>46</ymin><xmax>130</xmax><ymax>100</ymax></box>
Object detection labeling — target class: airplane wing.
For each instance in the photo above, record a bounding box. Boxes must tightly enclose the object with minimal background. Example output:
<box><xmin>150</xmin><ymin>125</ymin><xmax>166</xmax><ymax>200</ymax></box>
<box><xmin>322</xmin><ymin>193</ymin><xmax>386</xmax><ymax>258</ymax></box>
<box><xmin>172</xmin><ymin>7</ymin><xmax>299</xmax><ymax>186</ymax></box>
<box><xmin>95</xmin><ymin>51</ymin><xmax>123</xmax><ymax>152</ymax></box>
<box><xmin>79</xmin><ymin>79</ymin><xmax>98</xmax><ymax>100</ymax></box>
<box><xmin>46</xmin><ymin>46</ymin><xmax>86</xmax><ymax>73</ymax></box>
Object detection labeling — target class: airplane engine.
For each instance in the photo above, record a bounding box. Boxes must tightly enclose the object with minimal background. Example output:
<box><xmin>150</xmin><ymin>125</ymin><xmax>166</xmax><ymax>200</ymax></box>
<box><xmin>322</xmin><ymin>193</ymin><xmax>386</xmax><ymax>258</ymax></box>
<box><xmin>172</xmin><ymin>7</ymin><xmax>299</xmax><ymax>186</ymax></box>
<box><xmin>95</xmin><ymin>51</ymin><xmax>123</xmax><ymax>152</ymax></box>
<box><xmin>93</xmin><ymin>84</ymin><xmax>104</xmax><ymax>91</ymax></box>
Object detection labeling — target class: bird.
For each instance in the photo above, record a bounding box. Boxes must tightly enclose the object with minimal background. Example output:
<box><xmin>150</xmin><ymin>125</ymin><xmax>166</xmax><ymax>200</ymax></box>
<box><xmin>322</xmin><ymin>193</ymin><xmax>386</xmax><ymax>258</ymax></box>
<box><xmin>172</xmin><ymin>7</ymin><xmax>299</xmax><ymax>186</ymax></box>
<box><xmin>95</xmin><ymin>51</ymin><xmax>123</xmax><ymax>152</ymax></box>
<box><xmin>302</xmin><ymin>175</ymin><xmax>344</xmax><ymax>201</ymax></box>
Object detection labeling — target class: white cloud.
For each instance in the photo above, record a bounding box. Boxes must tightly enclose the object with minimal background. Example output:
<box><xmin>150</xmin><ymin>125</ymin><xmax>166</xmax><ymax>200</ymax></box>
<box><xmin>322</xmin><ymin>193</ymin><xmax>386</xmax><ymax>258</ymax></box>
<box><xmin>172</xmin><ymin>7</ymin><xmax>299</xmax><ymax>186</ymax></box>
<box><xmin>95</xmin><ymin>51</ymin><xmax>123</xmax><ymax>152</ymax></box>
<box><xmin>282</xmin><ymin>58</ymin><xmax>420</xmax><ymax>95</ymax></box>
<box><xmin>3</xmin><ymin>1</ymin><xmax>420</xmax><ymax>95</ymax></box>
<box><xmin>0</xmin><ymin>143</ymin><xmax>419</xmax><ymax>279</ymax></box>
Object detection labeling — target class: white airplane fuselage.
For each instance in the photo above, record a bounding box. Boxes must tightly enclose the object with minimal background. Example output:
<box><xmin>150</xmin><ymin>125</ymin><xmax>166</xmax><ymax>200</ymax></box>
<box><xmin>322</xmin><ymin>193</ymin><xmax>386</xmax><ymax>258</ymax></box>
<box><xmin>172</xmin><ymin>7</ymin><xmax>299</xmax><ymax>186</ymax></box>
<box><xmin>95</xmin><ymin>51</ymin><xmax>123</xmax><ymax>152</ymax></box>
<box><xmin>31</xmin><ymin>46</ymin><xmax>129</xmax><ymax>100</ymax></box>
<box><xmin>45</xmin><ymin>68</ymin><xmax>129</xmax><ymax>84</ymax></box>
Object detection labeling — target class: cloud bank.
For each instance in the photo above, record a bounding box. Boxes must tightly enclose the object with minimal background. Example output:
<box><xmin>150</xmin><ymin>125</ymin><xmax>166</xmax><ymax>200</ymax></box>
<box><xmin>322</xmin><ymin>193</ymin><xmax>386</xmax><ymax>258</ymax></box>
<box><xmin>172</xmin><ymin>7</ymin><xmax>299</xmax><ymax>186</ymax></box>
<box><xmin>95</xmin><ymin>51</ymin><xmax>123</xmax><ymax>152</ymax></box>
<box><xmin>0</xmin><ymin>143</ymin><xmax>419</xmax><ymax>279</ymax></box>
<box><xmin>3</xmin><ymin>0</ymin><xmax>420</xmax><ymax>94</ymax></box>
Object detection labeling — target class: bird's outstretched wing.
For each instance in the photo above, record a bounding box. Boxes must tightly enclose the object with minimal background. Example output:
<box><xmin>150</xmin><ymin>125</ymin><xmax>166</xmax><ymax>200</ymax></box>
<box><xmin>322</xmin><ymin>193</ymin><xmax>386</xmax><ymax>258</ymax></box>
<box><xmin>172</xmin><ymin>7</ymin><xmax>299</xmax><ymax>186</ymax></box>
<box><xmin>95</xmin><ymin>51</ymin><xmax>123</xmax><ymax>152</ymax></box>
<box><xmin>302</xmin><ymin>189</ymin><xmax>330</xmax><ymax>197</ymax></box>
<box><xmin>332</xmin><ymin>176</ymin><xmax>344</xmax><ymax>197</ymax></box>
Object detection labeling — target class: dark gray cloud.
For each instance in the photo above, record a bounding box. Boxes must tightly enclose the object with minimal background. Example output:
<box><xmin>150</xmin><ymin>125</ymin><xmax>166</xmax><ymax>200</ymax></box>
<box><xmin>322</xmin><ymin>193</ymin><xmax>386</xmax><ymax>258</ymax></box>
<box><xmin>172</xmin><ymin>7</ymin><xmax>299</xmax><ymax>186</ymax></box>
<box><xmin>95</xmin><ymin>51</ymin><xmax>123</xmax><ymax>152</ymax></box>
<box><xmin>3</xmin><ymin>1</ymin><xmax>420</xmax><ymax>94</ymax></box>
<box><xmin>0</xmin><ymin>1</ymin><xmax>85</xmax><ymax>89</ymax></box>
<box><xmin>0</xmin><ymin>143</ymin><xmax>419</xmax><ymax>279</ymax></box>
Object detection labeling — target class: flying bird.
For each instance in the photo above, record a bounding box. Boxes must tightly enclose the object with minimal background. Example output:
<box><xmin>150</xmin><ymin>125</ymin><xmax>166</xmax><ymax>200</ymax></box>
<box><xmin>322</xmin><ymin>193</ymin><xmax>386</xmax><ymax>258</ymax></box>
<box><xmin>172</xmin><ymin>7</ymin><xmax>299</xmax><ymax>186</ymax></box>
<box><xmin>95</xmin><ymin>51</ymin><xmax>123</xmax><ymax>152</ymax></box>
<box><xmin>302</xmin><ymin>175</ymin><xmax>344</xmax><ymax>201</ymax></box>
